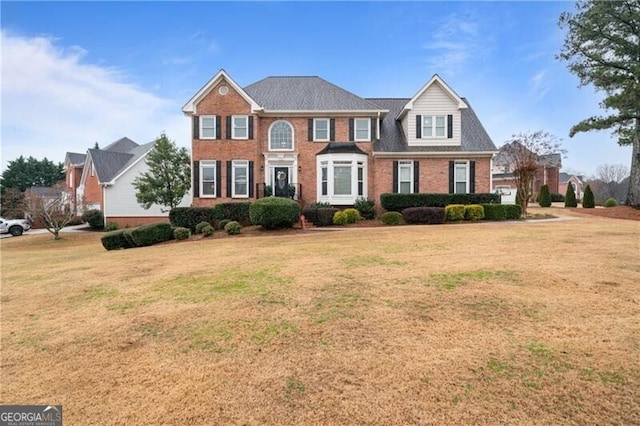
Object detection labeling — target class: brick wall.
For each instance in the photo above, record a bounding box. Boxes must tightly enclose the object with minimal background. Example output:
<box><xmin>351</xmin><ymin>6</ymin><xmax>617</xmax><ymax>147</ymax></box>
<box><xmin>83</xmin><ymin>169</ymin><xmax>103</xmax><ymax>210</ymax></box>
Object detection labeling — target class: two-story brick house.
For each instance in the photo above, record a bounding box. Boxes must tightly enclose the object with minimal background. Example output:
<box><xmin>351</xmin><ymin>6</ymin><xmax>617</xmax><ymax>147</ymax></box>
<box><xmin>183</xmin><ymin>70</ymin><xmax>498</xmax><ymax>209</ymax></box>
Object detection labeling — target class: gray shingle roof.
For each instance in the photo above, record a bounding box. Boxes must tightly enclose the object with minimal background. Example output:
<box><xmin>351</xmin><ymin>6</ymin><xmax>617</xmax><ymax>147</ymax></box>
<box><xmin>66</xmin><ymin>152</ymin><xmax>86</xmax><ymax>166</ymax></box>
<box><xmin>244</xmin><ymin>77</ymin><xmax>383</xmax><ymax>111</ymax></box>
<box><xmin>367</xmin><ymin>98</ymin><xmax>497</xmax><ymax>153</ymax></box>
<box><xmin>88</xmin><ymin>138</ymin><xmax>155</xmax><ymax>183</ymax></box>
<box><xmin>103</xmin><ymin>137</ymin><xmax>139</xmax><ymax>153</ymax></box>
<box><xmin>316</xmin><ymin>142</ymin><xmax>367</xmax><ymax>156</ymax></box>
<box><xmin>25</xmin><ymin>186</ymin><xmax>62</xmax><ymax>197</ymax></box>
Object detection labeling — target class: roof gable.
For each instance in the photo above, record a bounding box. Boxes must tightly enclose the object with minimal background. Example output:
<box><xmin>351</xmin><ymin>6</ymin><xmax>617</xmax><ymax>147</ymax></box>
<box><xmin>182</xmin><ymin>69</ymin><xmax>260</xmax><ymax>114</ymax></box>
<box><xmin>397</xmin><ymin>74</ymin><xmax>467</xmax><ymax>120</ymax></box>
<box><xmin>79</xmin><ymin>136</ymin><xmax>155</xmax><ymax>185</ymax></box>
<box><xmin>103</xmin><ymin>137</ymin><xmax>139</xmax><ymax>153</ymax></box>
<box><xmin>65</xmin><ymin>152</ymin><xmax>86</xmax><ymax>167</ymax></box>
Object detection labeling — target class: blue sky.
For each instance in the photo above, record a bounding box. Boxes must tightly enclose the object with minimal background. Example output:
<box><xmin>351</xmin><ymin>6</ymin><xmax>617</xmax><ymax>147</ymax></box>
<box><xmin>1</xmin><ymin>1</ymin><xmax>632</xmax><ymax>176</ymax></box>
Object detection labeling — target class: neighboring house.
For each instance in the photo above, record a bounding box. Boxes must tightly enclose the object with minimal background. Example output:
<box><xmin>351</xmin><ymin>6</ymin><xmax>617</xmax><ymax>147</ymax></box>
<box><xmin>73</xmin><ymin>137</ymin><xmax>190</xmax><ymax>227</ymax></box>
<box><xmin>24</xmin><ymin>186</ymin><xmax>64</xmax><ymax>229</ymax></box>
<box><xmin>183</xmin><ymin>70</ymin><xmax>498</xmax><ymax>209</ymax></box>
<box><xmin>559</xmin><ymin>172</ymin><xmax>584</xmax><ymax>201</ymax></box>
<box><xmin>64</xmin><ymin>151</ymin><xmax>86</xmax><ymax>215</ymax></box>
<box><xmin>492</xmin><ymin>143</ymin><xmax>562</xmax><ymax>198</ymax></box>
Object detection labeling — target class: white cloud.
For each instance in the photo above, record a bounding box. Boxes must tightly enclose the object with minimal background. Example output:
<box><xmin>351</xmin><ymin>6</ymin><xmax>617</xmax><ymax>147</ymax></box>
<box><xmin>529</xmin><ymin>69</ymin><xmax>550</xmax><ymax>99</ymax></box>
<box><xmin>1</xmin><ymin>31</ymin><xmax>190</xmax><ymax>171</ymax></box>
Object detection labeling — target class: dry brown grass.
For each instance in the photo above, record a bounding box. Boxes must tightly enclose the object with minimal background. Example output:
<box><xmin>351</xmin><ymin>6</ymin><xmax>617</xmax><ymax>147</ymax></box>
<box><xmin>1</xmin><ymin>207</ymin><xmax>639</xmax><ymax>424</ymax></box>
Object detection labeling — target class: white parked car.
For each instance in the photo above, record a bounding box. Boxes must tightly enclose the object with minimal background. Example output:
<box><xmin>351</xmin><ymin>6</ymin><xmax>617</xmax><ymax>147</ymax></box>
<box><xmin>0</xmin><ymin>217</ymin><xmax>31</xmax><ymax>236</ymax></box>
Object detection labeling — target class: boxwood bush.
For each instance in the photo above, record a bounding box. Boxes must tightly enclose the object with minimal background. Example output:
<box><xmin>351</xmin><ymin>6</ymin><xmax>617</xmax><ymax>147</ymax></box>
<box><xmin>130</xmin><ymin>223</ymin><xmax>174</xmax><ymax>247</ymax></box>
<box><xmin>302</xmin><ymin>207</ymin><xmax>339</xmax><ymax>227</ymax></box>
<box><xmin>82</xmin><ymin>209</ymin><xmax>104</xmax><ymax>230</ymax></box>
<box><xmin>250</xmin><ymin>197</ymin><xmax>301</xmax><ymax>229</ymax></box>
<box><xmin>101</xmin><ymin>229</ymin><xmax>133</xmax><ymax>250</ymax></box>
<box><xmin>464</xmin><ymin>204</ymin><xmax>485</xmax><ymax>221</ymax></box>
<box><xmin>173</xmin><ymin>227</ymin><xmax>190</xmax><ymax>240</ymax></box>
<box><xmin>381</xmin><ymin>211</ymin><xmax>403</xmax><ymax>226</ymax></box>
<box><xmin>201</xmin><ymin>224</ymin><xmax>215</xmax><ymax>237</ymax></box>
<box><xmin>604</xmin><ymin>197</ymin><xmax>618</xmax><ymax>207</ymax></box>
<box><xmin>381</xmin><ymin>193</ymin><xmax>500</xmax><ymax>211</ymax></box>
<box><xmin>217</xmin><ymin>219</ymin><xmax>231</xmax><ymax>230</ymax></box>
<box><xmin>445</xmin><ymin>204</ymin><xmax>465</xmax><ymax>222</ymax></box>
<box><xmin>402</xmin><ymin>207</ymin><xmax>445</xmax><ymax>224</ymax></box>
<box><xmin>195</xmin><ymin>221</ymin><xmax>211</xmax><ymax>234</ymax></box>
<box><xmin>550</xmin><ymin>193</ymin><xmax>565</xmax><ymax>202</ymax></box>
<box><xmin>224</xmin><ymin>221</ymin><xmax>241</xmax><ymax>235</ymax></box>
<box><xmin>342</xmin><ymin>208</ymin><xmax>361</xmax><ymax>223</ymax></box>
<box><xmin>170</xmin><ymin>207</ymin><xmax>222</xmax><ymax>232</ymax></box>
<box><xmin>482</xmin><ymin>204</ymin><xmax>507</xmax><ymax>221</ymax></box>
<box><xmin>333</xmin><ymin>211</ymin><xmax>348</xmax><ymax>225</ymax></box>
<box><xmin>215</xmin><ymin>202</ymin><xmax>252</xmax><ymax>225</ymax></box>
<box><xmin>503</xmin><ymin>204</ymin><xmax>522</xmax><ymax>220</ymax></box>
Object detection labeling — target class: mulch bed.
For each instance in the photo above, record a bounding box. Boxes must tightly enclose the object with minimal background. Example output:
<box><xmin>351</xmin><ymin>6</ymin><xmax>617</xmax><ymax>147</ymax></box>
<box><xmin>568</xmin><ymin>206</ymin><xmax>640</xmax><ymax>221</ymax></box>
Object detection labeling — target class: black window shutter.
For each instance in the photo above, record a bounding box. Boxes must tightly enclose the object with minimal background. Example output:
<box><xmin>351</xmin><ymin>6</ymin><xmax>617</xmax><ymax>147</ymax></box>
<box><xmin>330</xmin><ymin>119</ymin><xmax>335</xmax><ymax>141</ymax></box>
<box><xmin>226</xmin><ymin>161</ymin><xmax>232</xmax><ymax>197</ymax></box>
<box><xmin>449</xmin><ymin>161</ymin><xmax>455</xmax><ymax>193</ymax></box>
<box><xmin>371</xmin><ymin>118</ymin><xmax>376</xmax><ymax>141</ymax></box>
<box><xmin>215</xmin><ymin>161</ymin><xmax>222</xmax><ymax>197</ymax></box>
<box><xmin>248</xmin><ymin>116</ymin><xmax>254</xmax><ymax>140</ymax></box>
<box><xmin>249</xmin><ymin>161</ymin><xmax>254</xmax><ymax>198</ymax></box>
<box><xmin>413</xmin><ymin>161</ymin><xmax>420</xmax><ymax>193</ymax></box>
<box><xmin>226</xmin><ymin>116</ymin><xmax>232</xmax><ymax>139</ymax></box>
<box><xmin>308</xmin><ymin>119</ymin><xmax>314</xmax><ymax>141</ymax></box>
<box><xmin>349</xmin><ymin>118</ymin><xmax>354</xmax><ymax>141</ymax></box>
<box><xmin>193</xmin><ymin>161</ymin><xmax>200</xmax><ymax>197</ymax></box>
<box><xmin>215</xmin><ymin>116</ymin><xmax>221</xmax><ymax>139</ymax></box>
<box><xmin>469</xmin><ymin>161</ymin><xmax>476</xmax><ymax>193</ymax></box>
<box><xmin>193</xmin><ymin>116</ymin><xmax>200</xmax><ymax>139</ymax></box>
<box><xmin>416</xmin><ymin>115</ymin><xmax>422</xmax><ymax>139</ymax></box>
<box><xmin>392</xmin><ymin>161</ymin><xmax>399</xmax><ymax>193</ymax></box>
<box><xmin>447</xmin><ymin>115</ymin><xmax>453</xmax><ymax>139</ymax></box>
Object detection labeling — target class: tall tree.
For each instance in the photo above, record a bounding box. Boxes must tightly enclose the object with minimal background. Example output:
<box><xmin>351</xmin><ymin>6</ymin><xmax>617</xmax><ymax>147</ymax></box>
<box><xmin>501</xmin><ymin>130</ymin><xmax>565</xmax><ymax>215</ymax></box>
<box><xmin>133</xmin><ymin>133</ymin><xmax>191</xmax><ymax>212</ymax></box>
<box><xmin>558</xmin><ymin>0</ymin><xmax>640</xmax><ymax>207</ymax></box>
<box><xmin>0</xmin><ymin>156</ymin><xmax>64</xmax><ymax>192</ymax></box>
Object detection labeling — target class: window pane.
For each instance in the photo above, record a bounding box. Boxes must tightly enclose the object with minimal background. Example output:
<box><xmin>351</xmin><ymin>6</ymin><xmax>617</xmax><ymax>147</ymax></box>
<box><xmin>321</xmin><ymin>166</ymin><xmax>328</xmax><ymax>196</ymax></box>
<box><xmin>435</xmin><ymin>116</ymin><xmax>445</xmax><ymax>137</ymax></box>
<box><xmin>334</xmin><ymin>166</ymin><xmax>352</xmax><ymax>195</ymax></box>
<box><xmin>315</xmin><ymin>120</ymin><xmax>328</xmax><ymax>140</ymax></box>
<box><xmin>202</xmin><ymin>117</ymin><xmax>215</xmax><ymax>138</ymax></box>
<box><xmin>399</xmin><ymin>167</ymin><xmax>411</xmax><ymax>181</ymax></box>
<box><xmin>456</xmin><ymin>166</ymin><xmax>466</xmax><ymax>181</ymax></box>
<box><xmin>202</xmin><ymin>167</ymin><xmax>215</xmax><ymax>180</ymax></box>
<box><xmin>456</xmin><ymin>182</ymin><xmax>467</xmax><ymax>194</ymax></box>
<box><xmin>400</xmin><ymin>182</ymin><xmax>411</xmax><ymax>194</ymax></box>
<box><xmin>234</xmin><ymin>166</ymin><xmax>247</xmax><ymax>196</ymax></box>
<box><xmin>322</xmin><ymin>182</ymin><xmax>328</xmax><ymax>196</ymax></box>
<box><xmin>358</xmin><ymin>182</ymin><xmax>363</xmax><ymax>196</ymax></box>
<box><xmin>270</xmin><ymin>121</ymin><xmax>293</xmax><ymax>149</ymax></box>
<box><xmin>355</xmin><ymin>119</ymin><xmax>369</xmax><ymax>140</ymax></box>
<box><xmin>423</xmin><ymin>116</ymin><xmax>433</xmax><ymax>137</ymax></box>
<box><xmin>202</xmin><ymin>182</ymin><xmax>215</xmax><ymax>195</ymax></box>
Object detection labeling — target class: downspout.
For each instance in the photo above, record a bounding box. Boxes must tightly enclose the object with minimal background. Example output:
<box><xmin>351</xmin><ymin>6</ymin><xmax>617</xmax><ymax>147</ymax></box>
<box><xmin>489</xmin><ymin>153</ymin><xmax>495</xmax><ymax>191</ymax></box>
<box><xmin>102</xmin><ymin>184</ymin><xmax>107</xmax><ymax>227</ymax></box>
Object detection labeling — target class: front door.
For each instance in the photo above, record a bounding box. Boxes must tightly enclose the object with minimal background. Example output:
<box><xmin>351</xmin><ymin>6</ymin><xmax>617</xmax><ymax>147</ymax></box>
<box><xmin>274</xmin><ymin>167</ymin><xmax>289</xmax><ymax>198</ymax></box>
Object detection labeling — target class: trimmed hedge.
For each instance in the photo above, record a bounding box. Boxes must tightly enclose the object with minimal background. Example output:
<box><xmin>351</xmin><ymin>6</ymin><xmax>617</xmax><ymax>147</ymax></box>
<box><xmin>215</xmin><ymin>202</ymin><xmax>252</xmax><ymax>225</ymax></box>
<box><xmin>250</xmin><ymin>197</ymin><xmax>301</xmax><ymax>229</ymax></box>
<box><xmin>170</xmin><ymin>207</ymin><xmax>222</xmax><ymax>232</ymax></box>
<box><xmin>342</xmin><ymin>208</ymin><xmax>361</xmax><ymax>223</ymax></box>
<box><xmin>604</xmin><ymin>197</ymin><xmax>618</xmax><ymax>207</ymax></box>
<box><xmin>503</xmin><ymin>204</ymin><xmax>522</xmax><ymax>220</ymax></box>
<box><xmin>218</xmin><ymin>219</ymin><xmax>231</xmax><ymax>230</ymax></box>
<box><xmin>201</xmin><ymin>224</ymin><xmax>215</xmax><ymax>237</ymax></box>
<box><xmin>381</xmin><ymin>193</ymin><xmax>500</xmax><ymax>211</ymax></box>
<box><xmin>195</xmin><ymin>221</ymin><xmax>211</xmax><ymax>234</ymax></box>
<box><xmin>482</xmin><ymin>204</ymin><xmax>507</xmax><ymax>221</ymax></box>
<box><xmin>464</xmin><ymin>204</ymin><xmax>485</xmax><ymax>221</ymax></box>
<box><xmin>550</xmin><ymin>193</ymin><xmax>565</xmax><ymax>202</ymax></box>
<box><xmin>402</xmin><ymin>207</ymin><xmax>445</xmax><ymax>224</ymax></box>
<box><xmin>333</xmin><ymin>211</ymin><xmax>348</xmax><ymax>225</ymax></box>
<box><xmin>173</xmin><ymin>227</ymin><xmax>190</xmax><ymax>240</ymax></box>
<box><xmin>302</xmin><ymin>207</ymin><xmax>339</xmax><ymax>227</ymax></box>
<box><xmin>123</xmin><ymin>229</ymin><xmax>137</xmax><ymax>247</ymax></box>
<box><xmin>445</xmin><ymin>204</ymin><xmax>465</xmax><ymax>222</ymax></box>
<box><xmin>224</xmin><ymin>221</ymin><xmax>241</xmax><ymax>235</ymax></box>
<box><xmin>82</xmin><ymin>209</ymin><xmax>104</xmax><ymax>230</ymax></box>
<box><xmin>130</xmin><ymin>223</ymin><xmax>174</xmax><ymax>247</ymax></box>
<box><xmin>101</xmin><ymin>229</ymin><xmax>132</xmax><ymax>250</ymax></box>
<box><xmin>381</xmin><ymin>211</ymin><xmax>403</xmax><ymax>226</ymax></box>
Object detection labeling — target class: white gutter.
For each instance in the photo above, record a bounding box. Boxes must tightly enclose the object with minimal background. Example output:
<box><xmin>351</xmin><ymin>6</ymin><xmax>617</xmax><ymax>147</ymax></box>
<box><xmin>372</xmin><ymin>151</ymin><xmax>498</xmax><ymax>158</ymax></box>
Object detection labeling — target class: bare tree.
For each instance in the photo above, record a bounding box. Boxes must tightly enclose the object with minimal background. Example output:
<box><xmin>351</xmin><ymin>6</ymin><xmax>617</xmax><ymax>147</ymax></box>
<box><xmin>25</xmin><ymin>186</ymin><xmax>77</xmax><ymax>240</ymax></box>
<box><xmin>595</xmin><ymin>164</ymin><xmax>629</xmax><ymax>184</ymax></box>
<box><xmin>590</xmin><ymin>163</ymin><xmax>630</xmax><ymax>204</ymax></box>
<box><xmin>501</xmin><ymin>130</ymin><xmax>565</xmax><ymax>215</ymax></box>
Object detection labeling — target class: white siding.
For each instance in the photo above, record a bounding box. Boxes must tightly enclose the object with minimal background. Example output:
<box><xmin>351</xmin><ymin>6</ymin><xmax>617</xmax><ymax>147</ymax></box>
<box><xmin>104</xmin><ymin>157</ymin><xmax>191</xmax><ymax>217</ymax></box>
<box><xmin>403</xmin><ymin>82</ymin><xmax>462</xmax><ymax>147</ymax></box>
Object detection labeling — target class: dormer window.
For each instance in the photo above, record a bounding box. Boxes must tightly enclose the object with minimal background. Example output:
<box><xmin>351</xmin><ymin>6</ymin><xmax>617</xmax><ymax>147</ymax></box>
<box><xmin>422</xmin><ymin>115</ymin><xmax>446</xmax><ymax>138</ymax></box>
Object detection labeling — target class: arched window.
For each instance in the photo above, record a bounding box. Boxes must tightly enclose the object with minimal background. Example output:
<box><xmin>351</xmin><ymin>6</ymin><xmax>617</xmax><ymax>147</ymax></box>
<box><xmin>269</xmin><ymin>121</ymin><xmax>293</xmax><ymax>151</ymax></box>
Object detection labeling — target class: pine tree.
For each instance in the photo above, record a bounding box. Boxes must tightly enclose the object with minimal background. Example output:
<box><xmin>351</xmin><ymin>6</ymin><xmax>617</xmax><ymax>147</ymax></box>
<box><xmin>565</xmin><ymin>183</ymin><xmax>578</xmax><ymax>208</ymax></box>
<box><xmin>538</xmin><ymin>184</ymin><xmax>551</xmax><ymax>207</ymax></box>
<box><xmin>582</xmin><ymin>184</ymin><xmax>595</xmax><ymax>208</ymax></box>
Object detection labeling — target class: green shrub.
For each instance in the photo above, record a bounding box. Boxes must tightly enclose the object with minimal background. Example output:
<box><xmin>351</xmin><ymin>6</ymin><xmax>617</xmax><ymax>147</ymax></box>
<box><xmin>582</xmin><ymin>185</ymin><xmax>595</xmax><ymax>208</ymax></box>
<box><xmin>445</xmin><ymin>204</ymin><xmax>465</xmax><ymax>222</ymax></box>
<box><xmin>249</xmin><ymin>197</ymin><xmax>301</xmax><ymax>230</ymax></box>
<box><xmin>503</xmin><ymin>204</ymin><xmax>523</xmax><ymax>220</ymax></box>
<box><xmin>381</xmin><ymin>211</ymin><xmax>403</xmax><ymax>226</ymax></box>
<box><xmin>215</xmin><ymin>202</ymin><xmax>252</xmax><ymax>225</ymax></box>
<box><xmin>104</xmin><ymin>222</ymin><xmax>119</xmax><ymax>231</ymax></box>
<box><xmin>173</xmin><ymin>227</ymin><xmax>190</xmax><ymax>240</ymax></box>
<box><xmin>538</xmin><ymin>184</ymin><xmax>551</xmax><ymax>207</ymax></box>
<box><xmin>218</xmin><ymin>219</ymin><xmax>231</xmax><ymax>230</ymax></box>
<box><xmin>169</xmin><ymin>207</ymin><xmax>223</xmax><ymax>232</ymax></box>
<box><xmin>82</xmin><ymin>209</ymin><xmax>104</xmax><ymax>230</ymax></box>
<box><xmin>551</xmin><ymin>193</ymin><xmax>565</xmax><ymax>202</ymax></box>
<box><xmin>482</xmin><ymin>204</ymin><xmax>507</xmax><ymax>221</ymax></box>
<box><xmin>302</xmin><ymin>207</ymin><xmax>339</xmax><ymax>227</ymax></box>
<box><xmin>604</xmin><ymin>197</ymin><xmax>618</xmax><ymax>208</ymax></box>
<box><xmin>201</xmin><ymin>224</ymin><xmax>215</xmax><ymax>237</ymax></box>
<box><xmin>67</xmin><ymin>216</ymin><xmax>84</xmax><ymax>226</ymax></box>
<box><xmin>354</xmin><ymin>197</ymin><xmax>376</xmax><ymax>220</ymax></box>
<box><xmin>224</xmin><ymin>221</ymin><xmax>242</xmax><ymax>235</ymax></box>
<box><xmin>381</xmin><ymin>193</ymin><xmax>500</xmax><ymax>211</ymax></box>
<box><xmin>195</xmin><ymin>221</ymin><xmax>211</xmax><ymax>234</ymax></box>
<box><xmin>123</xmin><ymin>229</ymin><xmax>137</xmax><ymax>247</ymax></box>
<box><xmin>565</xmin><ymin>184</ymin><xmax>578</xmax><ymax>208</ymax></box>
<box><xmin>342</xmin><ymin>208</ymin><xmax>360</xmax><ymax>223</ymax></box>
<box><xmin>333</xmin><ymin>211</ymin><xmax>348</xmax><ymax>225</ymax></box>
<box><xmin>464</xmin><ymin>204</ymin><xmax>485</xmax><ymax>221</ymax></box>
<box><xmin>308</xmin><ymin>202</ymin><xmax>331</xmax><ymax>208</ymax></box>
<box><xmin>101</xmin><ymin>229</ymin><xmax>132</xmax><ymax>250</ymax></box>
<box><xmin>130</xmin><ymin>223</ymin><xmax>174</xmax><ymax>247</ymax></box>
<box><xmin>402</xmin><ymin>207</ymin><xmax>445</xmax><ymax>224</ymax></box>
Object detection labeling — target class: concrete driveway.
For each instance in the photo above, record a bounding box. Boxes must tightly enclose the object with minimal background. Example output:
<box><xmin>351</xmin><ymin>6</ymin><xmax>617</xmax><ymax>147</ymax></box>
<box><xmin>0</xmin><ymin>224</ymin><xmax>91</xmax><ymax>239</ymax></box>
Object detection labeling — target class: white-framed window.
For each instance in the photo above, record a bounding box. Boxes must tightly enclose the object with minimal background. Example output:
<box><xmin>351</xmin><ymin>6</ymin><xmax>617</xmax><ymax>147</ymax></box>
<box><xmin>354</xmin><ymin>118</ymin><xmax>370</xmax><ymax>141</ymax></box>
<box><xmin>314</xmin><ymin>118</ymin><xmax>330</xmax><ymax>141</ymax></box>
<box><xmin>200</xmin><ymin>160</ymin><xmax>217</xmax><ymax>198</ymax></box>
<box><xmin>317</xmin><ymin>153</ymin><xmax>367</xmax><ymax>204</ymax></box>
<box><xmin>454</xmin><ymin>161</ymin><xmax>469</xmax><ymax>194</ymax></box>
<box><xmin>232</xmin><ymin>115</ymin><xmax>248</xmax><ymax>139</ymax></box>
<box><xmin>398</xmin><ymin>161</ymin><xmax>414</xmax><ymax>194</ymax></box>
<box><xmin>269</xmin><ymin>120</ymin><xmax>294</xmax><ymax>151</ymax></box>
<box><xmin>422</xmin><ymin>115</ymin><xmax>446</xmax><ymax>138</ymax></box>
<box><xmin>201</xmin><ymin>115</ymin><xmax>217</xmax><ymax>139</ymax></box>
<box><xmin>232</xmin><ymin>160</ymin><xmax>249</xmax><ymax>198</ymax></box>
